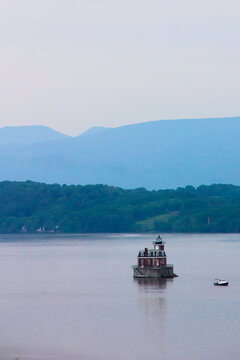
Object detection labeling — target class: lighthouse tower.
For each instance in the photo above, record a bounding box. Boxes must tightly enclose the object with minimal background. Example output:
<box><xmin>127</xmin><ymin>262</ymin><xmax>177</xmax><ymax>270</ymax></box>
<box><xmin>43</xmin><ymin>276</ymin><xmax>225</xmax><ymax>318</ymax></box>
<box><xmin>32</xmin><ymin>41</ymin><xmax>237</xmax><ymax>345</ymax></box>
<box><xmin>137</xmin><ymin>235</ymin><xmax>167</xmax><ymax>268</ymax></box>
<box><xmin>152</xmin><ymin>235</ymin><xmax>167</xmax><ymax>266</ymax></box>
<box><xmin>132</xmin><ymin>235</ymin><xmax>176</xmax><ymax>278</ymax></box>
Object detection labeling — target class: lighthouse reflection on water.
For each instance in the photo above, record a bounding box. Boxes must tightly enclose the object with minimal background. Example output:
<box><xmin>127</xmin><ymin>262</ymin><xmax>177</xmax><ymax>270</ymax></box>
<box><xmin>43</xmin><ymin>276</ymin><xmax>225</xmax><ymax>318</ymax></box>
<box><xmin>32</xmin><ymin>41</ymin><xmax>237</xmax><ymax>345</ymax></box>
<box><xmin>133</xmin><ymin>277</ymin><xmax>174</xmax><ymax>356</ymax></box>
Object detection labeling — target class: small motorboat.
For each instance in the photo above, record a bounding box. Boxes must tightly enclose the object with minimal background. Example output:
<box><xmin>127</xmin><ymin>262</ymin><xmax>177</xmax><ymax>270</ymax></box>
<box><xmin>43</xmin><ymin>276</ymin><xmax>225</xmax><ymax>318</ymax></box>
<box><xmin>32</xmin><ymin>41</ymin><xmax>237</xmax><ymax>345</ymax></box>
<box><xmin>214</xmin><ymin>279</ymin><xmax>229</xmax><ymax>286</ymax></box>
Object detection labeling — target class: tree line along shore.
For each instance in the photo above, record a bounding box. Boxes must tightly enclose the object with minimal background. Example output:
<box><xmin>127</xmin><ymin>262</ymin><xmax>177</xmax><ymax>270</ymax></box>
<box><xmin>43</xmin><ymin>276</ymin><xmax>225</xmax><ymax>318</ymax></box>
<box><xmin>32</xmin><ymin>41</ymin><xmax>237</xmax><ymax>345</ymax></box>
<box><xmin>0</xmin><ymin>180</ymin><xmax>240</xmax><ymax>233</ymax></box>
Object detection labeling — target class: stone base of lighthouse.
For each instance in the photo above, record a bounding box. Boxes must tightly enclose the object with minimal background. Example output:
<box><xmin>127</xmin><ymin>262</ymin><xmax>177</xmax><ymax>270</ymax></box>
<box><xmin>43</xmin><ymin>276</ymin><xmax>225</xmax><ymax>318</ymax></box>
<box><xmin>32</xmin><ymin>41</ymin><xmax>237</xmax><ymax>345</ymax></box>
<box><xmin>133</xmin><ymin>265</ymin><xmax>177</xmax><ymax>278</ymax></box>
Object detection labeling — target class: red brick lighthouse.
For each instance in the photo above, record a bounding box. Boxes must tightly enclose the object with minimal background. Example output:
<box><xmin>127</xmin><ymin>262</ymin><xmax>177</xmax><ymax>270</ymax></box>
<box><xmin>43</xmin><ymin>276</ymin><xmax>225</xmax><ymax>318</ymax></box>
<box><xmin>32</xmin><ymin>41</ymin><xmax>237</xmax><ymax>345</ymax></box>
<box><xmin>132</xmin><ymin>235</ymin><xmax>177</xmax><ymax>278</ymax></box>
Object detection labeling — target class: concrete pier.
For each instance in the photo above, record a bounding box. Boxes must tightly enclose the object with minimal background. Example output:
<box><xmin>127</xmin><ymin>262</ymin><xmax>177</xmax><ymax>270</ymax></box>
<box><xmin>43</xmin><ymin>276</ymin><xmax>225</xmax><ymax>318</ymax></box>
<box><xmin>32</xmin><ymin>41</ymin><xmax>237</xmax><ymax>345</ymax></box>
<box><xmin>132</xmin><ymin>264</ymin><xmax>177</xmax><ymax>278</ymax></box>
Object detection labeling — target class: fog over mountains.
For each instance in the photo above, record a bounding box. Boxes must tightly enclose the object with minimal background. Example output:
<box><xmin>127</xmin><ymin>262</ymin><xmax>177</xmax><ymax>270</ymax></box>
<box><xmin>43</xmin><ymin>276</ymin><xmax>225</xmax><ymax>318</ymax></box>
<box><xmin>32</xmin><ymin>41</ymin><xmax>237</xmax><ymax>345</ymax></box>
<box><xmin>1</xmin><ymin>117</ymin><xmax>240</xmax><ymax>189</ymax></box>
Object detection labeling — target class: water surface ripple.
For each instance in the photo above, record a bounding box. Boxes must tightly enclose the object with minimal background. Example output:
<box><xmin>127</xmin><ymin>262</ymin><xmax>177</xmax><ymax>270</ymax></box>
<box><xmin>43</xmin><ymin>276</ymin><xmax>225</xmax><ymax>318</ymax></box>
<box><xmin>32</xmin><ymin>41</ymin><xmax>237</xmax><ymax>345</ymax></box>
<box><xmin>0</xmin><ymin>233</ymin><xmax>239</xmax><ymax>360</ymax></box>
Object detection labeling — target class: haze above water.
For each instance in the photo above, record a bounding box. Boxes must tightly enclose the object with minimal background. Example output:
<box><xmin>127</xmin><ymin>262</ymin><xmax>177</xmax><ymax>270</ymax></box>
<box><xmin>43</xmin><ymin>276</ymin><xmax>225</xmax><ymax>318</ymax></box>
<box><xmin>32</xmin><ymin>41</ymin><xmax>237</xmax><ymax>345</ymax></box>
<box><xmin>0</xmin><ymin>233</ymin><xmax>239</xmax><ymax>360</ymax></box>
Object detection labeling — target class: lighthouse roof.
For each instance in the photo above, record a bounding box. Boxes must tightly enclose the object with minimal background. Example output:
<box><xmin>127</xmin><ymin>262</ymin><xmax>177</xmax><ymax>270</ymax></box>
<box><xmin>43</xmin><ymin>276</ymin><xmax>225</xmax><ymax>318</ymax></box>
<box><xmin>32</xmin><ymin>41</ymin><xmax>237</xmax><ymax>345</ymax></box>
<box><xmin>154</xmin><ymin>235</ymin><xmax>164</xmax><ymax>244</ymax></box>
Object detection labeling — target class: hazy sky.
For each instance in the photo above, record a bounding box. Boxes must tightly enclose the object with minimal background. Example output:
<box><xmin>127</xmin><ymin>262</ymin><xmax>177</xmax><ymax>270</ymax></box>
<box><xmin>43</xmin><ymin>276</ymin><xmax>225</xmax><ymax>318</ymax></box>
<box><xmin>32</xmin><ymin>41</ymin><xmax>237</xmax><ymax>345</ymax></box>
<box><xmin>0</xmin><ymin>0</ymin><xmax>240</xmax><ymax>135</ymax></box>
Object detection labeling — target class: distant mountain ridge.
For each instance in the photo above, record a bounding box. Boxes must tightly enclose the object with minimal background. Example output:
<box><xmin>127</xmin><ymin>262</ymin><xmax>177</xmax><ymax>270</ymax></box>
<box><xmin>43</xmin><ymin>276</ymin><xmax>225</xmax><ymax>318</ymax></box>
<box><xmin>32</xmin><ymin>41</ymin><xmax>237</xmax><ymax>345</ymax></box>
<box><xmin>0</xmin><ymin>117</ymin><xmax>240</xmax><ymax>189</ymax></box>
<box><xmin>0</xmin><ymin>125</ymin><xmax>71</xmax><ymax>146</ymax></box>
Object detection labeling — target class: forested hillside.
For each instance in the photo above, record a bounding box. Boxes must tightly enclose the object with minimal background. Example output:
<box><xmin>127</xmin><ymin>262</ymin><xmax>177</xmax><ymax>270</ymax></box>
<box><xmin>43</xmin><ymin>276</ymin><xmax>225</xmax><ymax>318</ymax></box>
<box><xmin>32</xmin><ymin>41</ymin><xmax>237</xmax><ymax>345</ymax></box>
<box><xmin>1</xmin><ymin>181</ymin><xmax>240</xmax><ymax>233</ymax></box>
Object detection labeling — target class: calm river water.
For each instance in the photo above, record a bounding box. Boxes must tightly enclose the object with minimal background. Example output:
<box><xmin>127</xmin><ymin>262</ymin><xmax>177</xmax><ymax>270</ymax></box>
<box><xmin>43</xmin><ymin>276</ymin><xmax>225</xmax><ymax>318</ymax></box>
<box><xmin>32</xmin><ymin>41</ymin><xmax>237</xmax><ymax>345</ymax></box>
<box><xmin>0</xmin><ymin>233</ymin><xmax>240</xmax><ymax>360</ymax></box>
